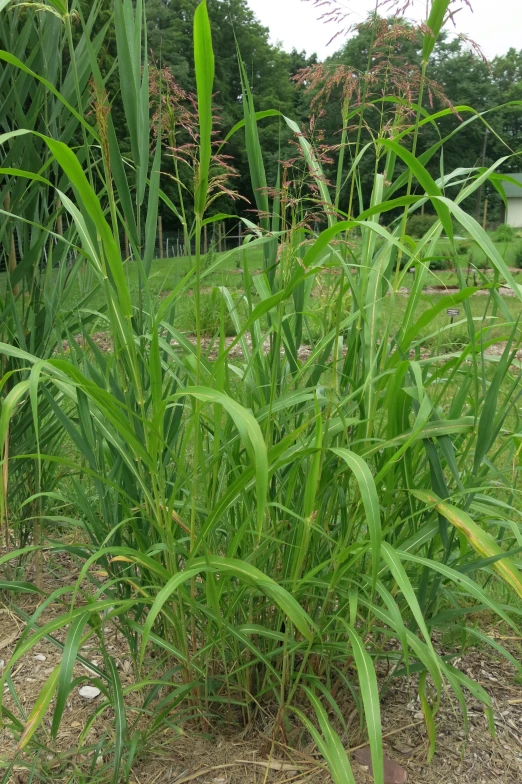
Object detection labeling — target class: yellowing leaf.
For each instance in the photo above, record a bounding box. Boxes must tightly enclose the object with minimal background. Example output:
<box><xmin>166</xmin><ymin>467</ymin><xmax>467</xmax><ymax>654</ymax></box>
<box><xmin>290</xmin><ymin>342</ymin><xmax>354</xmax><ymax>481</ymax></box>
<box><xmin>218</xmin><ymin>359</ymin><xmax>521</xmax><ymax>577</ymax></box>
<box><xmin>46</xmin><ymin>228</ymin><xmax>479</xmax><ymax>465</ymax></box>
<box><xmin>18</xmin><ymin>666</ymin><xmax>60</xmax><ymax>750</ymax></box>
<box><xmin>414</xmin><ymin>490</ymin><xmax>522</xmax><ymax>600</ymax></box>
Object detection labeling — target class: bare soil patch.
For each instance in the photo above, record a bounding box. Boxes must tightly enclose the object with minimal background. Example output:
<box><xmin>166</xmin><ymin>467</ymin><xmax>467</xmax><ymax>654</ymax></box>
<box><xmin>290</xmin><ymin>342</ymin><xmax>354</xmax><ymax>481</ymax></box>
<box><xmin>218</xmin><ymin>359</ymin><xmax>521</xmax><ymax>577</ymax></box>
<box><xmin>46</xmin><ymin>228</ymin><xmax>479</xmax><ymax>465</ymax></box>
<box><xmin>422</xmin><ymin>286</ymin><xmax>518</xmax><ymax>298</ymax></box>
<box><xmin>0</xmin><ymin>575</ymin><xmax>521</xmax><ymax>784</ymax></box>
<box><xmin>130</xmin><ymin>643</ymin><xmax>522</xmax><ymax>784</ymax></box>
<box><xmin>59</xmin><ymin>331</ymin><xmax>522</xmax><ymax>369</ymax></box>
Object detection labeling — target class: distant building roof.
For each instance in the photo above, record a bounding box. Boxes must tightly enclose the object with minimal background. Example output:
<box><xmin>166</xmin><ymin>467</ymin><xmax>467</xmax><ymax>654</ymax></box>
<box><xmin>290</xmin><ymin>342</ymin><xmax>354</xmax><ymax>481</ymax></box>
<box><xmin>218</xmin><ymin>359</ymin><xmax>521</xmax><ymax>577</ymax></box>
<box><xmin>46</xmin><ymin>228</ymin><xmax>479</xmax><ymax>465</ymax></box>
<box><xmin>503</xmin><ymin>173</ymin><xmax>522</xmax><ymax>199</ymax></box>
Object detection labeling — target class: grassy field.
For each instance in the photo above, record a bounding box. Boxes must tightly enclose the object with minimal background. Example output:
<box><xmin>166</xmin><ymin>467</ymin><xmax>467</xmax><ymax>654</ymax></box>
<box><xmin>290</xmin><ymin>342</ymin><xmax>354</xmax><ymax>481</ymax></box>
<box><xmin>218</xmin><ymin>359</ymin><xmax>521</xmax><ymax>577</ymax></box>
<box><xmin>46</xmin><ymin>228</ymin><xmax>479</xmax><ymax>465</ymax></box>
<box><xmin>6</xmin><ymin>231</ymin><xmax>522</xmax><ymax>306</ymax></box>
<box><xmin>6</xmin><ymin>233</ymin><xmax>522</xmax><ymax>344</ymax></box>
<box><xmin>20</xmin><ymin>237</ymin><xmax>517</xmax><ymax>345</ymax></box>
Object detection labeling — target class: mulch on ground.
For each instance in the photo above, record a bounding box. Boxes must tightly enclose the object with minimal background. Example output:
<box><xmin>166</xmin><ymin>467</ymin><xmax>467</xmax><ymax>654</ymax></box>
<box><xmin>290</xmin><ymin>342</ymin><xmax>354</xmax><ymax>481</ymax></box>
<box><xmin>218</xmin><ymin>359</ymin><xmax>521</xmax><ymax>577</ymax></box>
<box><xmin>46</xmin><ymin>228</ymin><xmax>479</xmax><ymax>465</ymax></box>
<box><xmin>0</xmin><ymin>564</ymin><xmax>521</xmax><ymax>784</ymax></box>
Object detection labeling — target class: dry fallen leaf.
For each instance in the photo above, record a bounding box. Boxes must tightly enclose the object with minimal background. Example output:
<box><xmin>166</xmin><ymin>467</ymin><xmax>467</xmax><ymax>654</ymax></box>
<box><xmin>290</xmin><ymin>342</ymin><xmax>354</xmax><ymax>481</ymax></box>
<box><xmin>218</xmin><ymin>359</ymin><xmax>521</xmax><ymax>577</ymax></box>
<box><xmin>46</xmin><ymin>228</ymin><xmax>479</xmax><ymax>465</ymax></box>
<box><xmin>353</xmin><ymin>746</ymin><xmax>408</xmax><ymax>784</ymax></box>
<box><xmin>391</xmin><ymin>740</ymin><xmax>415</xmax><ymax>755</ymax></box>
<box><xmin>236</xmin><ymin>759</ymin><xmax>298</xmax><ymax>773</ymax></box>
<box><xmin>0</xmin><ymin>631</ymin><xmax>19</xmax><ymax>650</ymax></box>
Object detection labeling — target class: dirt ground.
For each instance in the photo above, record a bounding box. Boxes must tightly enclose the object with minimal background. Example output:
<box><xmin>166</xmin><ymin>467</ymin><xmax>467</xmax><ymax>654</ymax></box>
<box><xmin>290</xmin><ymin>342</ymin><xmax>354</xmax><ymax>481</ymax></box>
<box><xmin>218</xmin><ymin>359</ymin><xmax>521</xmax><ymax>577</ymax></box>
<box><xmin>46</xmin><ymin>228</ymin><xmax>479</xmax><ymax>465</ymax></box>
<box><xmin>0</xmin><ymin>605</ymin><xmax>522</xmax><ymax>784</ymax></box>
<box><xmin>130</xmin><ymin>643</ymin><xmax>522</xmax><ymax>784</ymax></box>
<box><xmin>0</xmin><ymin>561</ymin><xmax>521</xmax><ymax>784</ymax></box>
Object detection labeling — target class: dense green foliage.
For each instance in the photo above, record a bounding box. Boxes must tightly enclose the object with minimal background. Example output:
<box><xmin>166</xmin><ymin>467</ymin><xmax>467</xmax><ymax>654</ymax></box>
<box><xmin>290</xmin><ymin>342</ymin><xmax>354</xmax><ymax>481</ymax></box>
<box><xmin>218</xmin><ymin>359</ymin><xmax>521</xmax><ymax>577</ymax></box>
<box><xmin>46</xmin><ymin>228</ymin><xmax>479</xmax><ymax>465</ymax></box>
<box><xmin>148</xmin><ymin>4</ymin><xmax>522</xmax><ymax>224</ymax></box>
<box><xmin>144</xmin><ymin>0</ymin><xmax>317</xmax><ymax>213</ymax></box>
<box><xmin>1</xmin><ymin>2</ymin><xmax>522</xmax><ymax>784</ymax></box>
<box><xmin>301</xmin><ymin>22</ymin><xmax>522</xmax><ymax>221</ymax></box>
<box><xmin>5</xmin><ymin>0</ymin><xmax>521</xmax><ymax>229</ymax></box>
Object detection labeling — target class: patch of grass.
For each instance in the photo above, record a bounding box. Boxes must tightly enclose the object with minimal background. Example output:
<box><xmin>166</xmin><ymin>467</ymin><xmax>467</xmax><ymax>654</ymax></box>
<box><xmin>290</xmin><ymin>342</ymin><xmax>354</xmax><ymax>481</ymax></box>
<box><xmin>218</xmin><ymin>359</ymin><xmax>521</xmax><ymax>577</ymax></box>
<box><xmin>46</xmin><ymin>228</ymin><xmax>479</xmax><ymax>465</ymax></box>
<box><xmin>3</xmin><ymin>4</ymin><xmax>522</xmax><ymax>784</ymax></box>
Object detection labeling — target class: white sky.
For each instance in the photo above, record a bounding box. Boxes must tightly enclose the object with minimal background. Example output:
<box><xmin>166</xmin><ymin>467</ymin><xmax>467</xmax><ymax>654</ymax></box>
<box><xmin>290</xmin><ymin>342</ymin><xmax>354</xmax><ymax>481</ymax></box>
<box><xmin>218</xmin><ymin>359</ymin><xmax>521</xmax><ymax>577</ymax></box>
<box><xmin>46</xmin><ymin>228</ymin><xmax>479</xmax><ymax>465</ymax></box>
<box><xmin>247</xmin><ymin>0</ymin><xmax>522</xmax><ymax>61</ymax></box>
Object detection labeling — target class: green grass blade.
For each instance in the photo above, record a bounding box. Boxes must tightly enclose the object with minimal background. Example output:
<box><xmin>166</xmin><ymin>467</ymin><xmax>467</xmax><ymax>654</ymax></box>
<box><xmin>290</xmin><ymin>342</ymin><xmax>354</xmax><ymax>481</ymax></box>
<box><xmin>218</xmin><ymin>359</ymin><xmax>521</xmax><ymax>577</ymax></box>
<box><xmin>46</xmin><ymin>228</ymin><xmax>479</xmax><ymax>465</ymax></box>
<box><xmin>139</xmin><ymin>556</ymin><xmax>314</xmax><ymax>665</ymax></box>
<box><xmin>193</xmin><ymin>0</ymin><xmax>214</xmax><ymax>215</ymax></box>
<box><xmin>176</xmin><ymin>387</ymin><xmax>268</xmax><ymax>537</ymax></box>
<box><xmin>423</xmin><ymin>0</ymin><xmax>451</xmax><ymax>61</ymax></box>
<box><xmin>331</xmin><ymin>448</ymin><xmax>381</xmax><ymax>590</ymax></box>
<box><xmin>380</xmin><ymin>542</ymin><xmax>438</xmax><ymax>658</ymax></box>
<box><xmin>418</xmin><ymin>672</ymin><xmax>436</xmax><ymax>763</ymax></box>
<box><xmin>397</xmin><ymin>549</ymin><xmax>518</xmax><ymax>631</ymax></box>
<box><xmin>236</xmin><ymin>45</ymin><xmax>270</xmax><ymax>234</ymax></box>
<box><xmin>294</xmin><ymin>688</ymin><xmax>356</xmax><ymax>784</ymax></box>
<box><xmin>143</xmin><ymin>130</ymin><xmax>162</xmax><ymax>277</ymax></box>
<box><xmin>108</xmin><ymin>657</ymin><xmax>127</xmax><ymax>784</ymax></box>
<box><xmin>51</xmin><ymin>613</ymin><xmax>90</xmax><ymax>738</ymax></box>
<box><xmin>345</xmin><ymin>627</ymin><xmax>383</xmax><ymax>784</ymax></box>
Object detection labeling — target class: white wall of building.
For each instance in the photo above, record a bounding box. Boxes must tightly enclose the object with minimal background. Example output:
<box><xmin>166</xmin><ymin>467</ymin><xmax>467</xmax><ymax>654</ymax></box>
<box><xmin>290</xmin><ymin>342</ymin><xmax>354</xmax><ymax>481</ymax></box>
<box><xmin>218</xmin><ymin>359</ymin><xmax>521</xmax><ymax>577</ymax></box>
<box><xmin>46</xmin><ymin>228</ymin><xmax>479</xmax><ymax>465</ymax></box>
<box><xmin>506</xmin><ymin>198</ymin><xmax>522</xmax><ymax>228</ymax></box>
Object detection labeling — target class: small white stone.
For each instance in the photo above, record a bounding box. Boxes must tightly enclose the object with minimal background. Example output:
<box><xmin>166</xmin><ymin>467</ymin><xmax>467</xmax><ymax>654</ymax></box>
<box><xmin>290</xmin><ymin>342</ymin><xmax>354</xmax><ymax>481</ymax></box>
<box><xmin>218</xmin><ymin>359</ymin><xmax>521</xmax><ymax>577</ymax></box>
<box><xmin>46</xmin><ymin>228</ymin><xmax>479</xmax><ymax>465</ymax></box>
<box><xmin>0</xmin><ymin>660</ymin><xmax>5</xmax><ymax>669</ymax></box>
<box><xmin>34</xmin><ymin>654</ymin><xmax>46</xmax><ymax>662</ymax></box>
<box><xmin>78</xmin><ymin>685</ymin><xmax>101</xmax><ymax>700</ymax></box>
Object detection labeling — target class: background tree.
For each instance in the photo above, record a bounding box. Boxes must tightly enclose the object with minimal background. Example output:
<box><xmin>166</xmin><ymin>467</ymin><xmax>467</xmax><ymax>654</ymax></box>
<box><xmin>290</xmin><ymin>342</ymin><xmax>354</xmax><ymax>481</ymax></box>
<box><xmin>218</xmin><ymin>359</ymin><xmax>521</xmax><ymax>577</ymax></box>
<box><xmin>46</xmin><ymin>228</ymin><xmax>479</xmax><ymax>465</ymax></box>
<box><xmin>297</xmin><ymin>15</ymin><xmax>522</xmax><ymax>222</ymax></box>
<box><xmin>146</xmin><ymin>0</ymin><xmax>317</xmax><ymax>228</ymax></box>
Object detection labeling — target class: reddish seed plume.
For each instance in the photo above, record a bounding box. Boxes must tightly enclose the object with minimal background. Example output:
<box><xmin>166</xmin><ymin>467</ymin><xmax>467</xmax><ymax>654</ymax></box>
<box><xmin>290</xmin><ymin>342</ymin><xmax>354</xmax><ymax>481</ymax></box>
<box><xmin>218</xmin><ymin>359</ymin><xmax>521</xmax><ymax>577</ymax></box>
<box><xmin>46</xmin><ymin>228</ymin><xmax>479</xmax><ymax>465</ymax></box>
<box><xmin>294</xmin><ymin>13</ymin><xmax>457</xmax><ymax>136</ymax></box>
<box><xmin>303</xmin><ymin>0</ymin><xmax>476</xmax><ymax>48</ymax></box>
<box><xmin>148</xmin><ymin>60</ymin><xmax>247</xmax><ymax>209</ymax></box>
<box><xmin>88</xmin><ymin>78</ymin><xmax>112</xmax><ymax>180</ymax></box>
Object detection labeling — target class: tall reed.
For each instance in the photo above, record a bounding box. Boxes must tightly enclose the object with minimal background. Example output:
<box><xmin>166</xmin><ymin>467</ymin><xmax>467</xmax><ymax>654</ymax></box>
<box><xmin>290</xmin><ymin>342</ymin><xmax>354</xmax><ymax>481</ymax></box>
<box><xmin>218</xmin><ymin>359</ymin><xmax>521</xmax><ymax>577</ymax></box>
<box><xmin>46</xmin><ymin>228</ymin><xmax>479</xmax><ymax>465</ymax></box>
<box><xmin>0</xmin><ymin>1</ymin><xmax>522</xmax><ymax>782</ymax></box>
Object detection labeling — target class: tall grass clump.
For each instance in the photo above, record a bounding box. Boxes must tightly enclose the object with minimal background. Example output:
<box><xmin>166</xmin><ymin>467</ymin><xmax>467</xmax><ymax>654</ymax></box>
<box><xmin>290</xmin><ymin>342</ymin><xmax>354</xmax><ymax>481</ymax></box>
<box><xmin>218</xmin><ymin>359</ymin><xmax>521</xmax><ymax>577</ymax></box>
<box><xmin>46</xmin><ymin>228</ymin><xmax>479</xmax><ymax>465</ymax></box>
<box><xmin>1</xmin><ymin>1</ymin><xmax>522</xmax><ymax>782</ymax></box>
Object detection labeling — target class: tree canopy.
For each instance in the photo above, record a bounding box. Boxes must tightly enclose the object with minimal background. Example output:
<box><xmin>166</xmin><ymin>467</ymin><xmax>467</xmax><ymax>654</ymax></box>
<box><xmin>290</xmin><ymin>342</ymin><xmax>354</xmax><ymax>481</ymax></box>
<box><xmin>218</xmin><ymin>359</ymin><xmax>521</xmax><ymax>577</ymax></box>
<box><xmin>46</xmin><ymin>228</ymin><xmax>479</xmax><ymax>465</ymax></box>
<box><xmin>5</xmin><ymin>2</ymin><xmax>520</xmax><ymax>227</ymax></box>
<box><xmin>296</xmin><ymin>18</ymin><xmax>522</xmax><ymax>221</ymax></box>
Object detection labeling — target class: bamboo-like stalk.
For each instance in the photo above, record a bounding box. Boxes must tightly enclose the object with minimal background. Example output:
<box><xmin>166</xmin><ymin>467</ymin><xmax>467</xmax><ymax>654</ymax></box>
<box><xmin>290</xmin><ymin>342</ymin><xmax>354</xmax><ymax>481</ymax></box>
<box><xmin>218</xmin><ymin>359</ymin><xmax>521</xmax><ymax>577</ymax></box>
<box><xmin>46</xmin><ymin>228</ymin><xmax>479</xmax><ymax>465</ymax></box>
<box><xmin>1</xmin><ymin>2</ymin><xmax>521</xmax><ymax>782</ymax></box>
<box><xmin>3</xmin><ymin>193</ymin><xmax>18</xmax><ymax>296</ymax></box>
